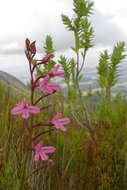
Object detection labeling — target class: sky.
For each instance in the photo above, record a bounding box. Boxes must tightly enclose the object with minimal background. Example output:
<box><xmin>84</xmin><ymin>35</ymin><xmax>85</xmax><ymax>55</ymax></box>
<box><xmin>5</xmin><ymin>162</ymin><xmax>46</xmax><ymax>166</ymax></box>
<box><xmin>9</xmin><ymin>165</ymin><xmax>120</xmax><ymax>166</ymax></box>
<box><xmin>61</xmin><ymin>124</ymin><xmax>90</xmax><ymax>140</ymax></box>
<box><xmin>0</xmin><ymin>0</ymin><xmax>127</xmax><ymax>82</ymax></box>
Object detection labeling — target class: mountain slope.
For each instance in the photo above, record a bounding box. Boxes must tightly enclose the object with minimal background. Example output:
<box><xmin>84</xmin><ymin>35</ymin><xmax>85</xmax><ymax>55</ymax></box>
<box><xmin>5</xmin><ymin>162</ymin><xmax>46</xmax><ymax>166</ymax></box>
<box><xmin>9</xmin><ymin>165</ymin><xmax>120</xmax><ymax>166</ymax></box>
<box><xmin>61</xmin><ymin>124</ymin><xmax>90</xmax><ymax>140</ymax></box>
<box><xmin>0</xmin><ymin>71</ymin><xmax>29</xmax><ymax>95</ymax></box>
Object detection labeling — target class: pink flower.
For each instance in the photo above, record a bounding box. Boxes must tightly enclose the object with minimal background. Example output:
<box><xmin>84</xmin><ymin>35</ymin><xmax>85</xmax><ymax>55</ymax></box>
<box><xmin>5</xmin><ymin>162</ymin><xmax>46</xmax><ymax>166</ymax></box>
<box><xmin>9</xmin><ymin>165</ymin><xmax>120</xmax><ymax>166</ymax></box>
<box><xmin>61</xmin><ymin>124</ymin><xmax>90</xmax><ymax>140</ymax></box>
<box><xmin>50</xmin><ymin>112</ymin><xmax>70</xmax><ymax>131</ymax></box>
<box><xmin>49</xmin><ymin>64</ymin><xmax>65</xmax><ymax>77</ymax></box>
<box><xmin>38</xmin><ymin>75</ymin><xmax>60</xmax><ymax>94</ymax></box>
<box><xmin>11</xmin><ymin>98</ymin><xmax>40</xmax><ymax>119</ymax></box>
<box><xmin>33</xmin><ymin>141</ymin><xmax>56</xmax><ymax>161</ymax></box>
<box><xmin>39</xmin><ymin>54</ymin><xmax>54</xmax><ymax>63</ymax></box>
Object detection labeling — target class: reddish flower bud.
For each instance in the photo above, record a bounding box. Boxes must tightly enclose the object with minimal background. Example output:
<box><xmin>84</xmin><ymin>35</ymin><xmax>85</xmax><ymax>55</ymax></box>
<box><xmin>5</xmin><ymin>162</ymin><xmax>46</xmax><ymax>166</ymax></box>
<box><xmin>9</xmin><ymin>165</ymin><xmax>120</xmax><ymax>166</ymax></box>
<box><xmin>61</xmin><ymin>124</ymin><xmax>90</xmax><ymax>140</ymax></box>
<box><xmin>31</xmin><ymin>41</ymin><xmax>36</xmax><ymax>55</ymax></box>
<box><xmin>26</xmin><ymin>38</ymin><xmax>30</xmax><ymax>51</ymax></box>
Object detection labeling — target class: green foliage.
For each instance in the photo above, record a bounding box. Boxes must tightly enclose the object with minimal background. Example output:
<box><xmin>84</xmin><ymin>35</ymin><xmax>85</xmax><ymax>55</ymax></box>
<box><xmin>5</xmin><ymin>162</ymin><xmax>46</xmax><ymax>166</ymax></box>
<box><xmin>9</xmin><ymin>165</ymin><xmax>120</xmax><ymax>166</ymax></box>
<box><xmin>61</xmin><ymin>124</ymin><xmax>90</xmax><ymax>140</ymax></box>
<box><xmin>44</xmin><ymin>35</ymin><xmax>55</xmax><ymax>55</ymax></box>
<box><xmin>110</xmin><ymin>42</ymin><xmax>126</xmax><ymax>86</ymax></box>
<box><xmin>58</xmin><ymin>56</ymin><xmax>71</xmax><ymax>83</ymax></box>
<box><xmin>2</xmin><ymin>62</ymin><xmax>127</xmax><ymax>189</ymax></box>
<box><xmin>36</xmin><ymin>35</ymin><xmax>56</xmax><ymax>74</ymax></box>
<box><xmin>58</xmin><ymin>56</ymin><xmax>72</xmax><ymax>99</ymax></box>
<box><xmin>80</xmin><ymin>18</ymin><xmax>94</xmax><ymax>50</ymax></box>
<box><xmin>70</xmin><ymin>58</ymin><xmax>76</xmax><ymax>84</ymax></box>
<box><xmin>43</xmin><ymin>35</ymin><xmax>56</xmax><ymax>72</ymax></box>
<box><xmin>86</xmin><ymin>85</ymin><xmax>93</xmax><ymax>97</ymax></box>
<box><xmin>97</xmin><ymin>42</ymin><xmax>126</xmax><ymax>99</ymax></box>
<box><xmin>62</xmin><ymin>0</ymin><xmax>94</xmax><ymax>92</ymax></box>
<box><xmin>58</xmin><ymin>56</ymin><xmax>81</xmax><ymax>100</ymax></box>
<box><xmin>73</xmin><ymin>0</ymin><xmax>94</xmax><ymax>17</ymax></box>
<box><xmin>61</xmin><ymin>15</ymin><xmax>74</xmax><ymax>31</ymax></box>
<box><xmin>97</xmin><ymin>50</ymin><xmax>110</xmax><ymax>88</ymax></box>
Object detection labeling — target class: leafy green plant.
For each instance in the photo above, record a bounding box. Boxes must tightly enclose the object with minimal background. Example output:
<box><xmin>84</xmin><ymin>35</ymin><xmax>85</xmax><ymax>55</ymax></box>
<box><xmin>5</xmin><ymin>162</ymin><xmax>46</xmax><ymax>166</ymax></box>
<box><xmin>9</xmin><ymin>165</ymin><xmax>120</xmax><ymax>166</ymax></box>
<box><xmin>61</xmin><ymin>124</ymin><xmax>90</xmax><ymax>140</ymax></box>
<box><xmin>43</xmin><ymin>35</ymin><xmax>56</xmax><ymax>72</ymax></box>
<box><xmin>62</xmin><ymin>0</ymin><xmax>94</xmax><ymax>93</ymax></box>
<box><xmin>36</xmin><ymin>35</ymin><xmax>56</xmax><ymax>74</ymax></box>
<box><xmin>97</xmin><ymin>42</ymin><xmax>126</xmax><ymax>99</ymax></box>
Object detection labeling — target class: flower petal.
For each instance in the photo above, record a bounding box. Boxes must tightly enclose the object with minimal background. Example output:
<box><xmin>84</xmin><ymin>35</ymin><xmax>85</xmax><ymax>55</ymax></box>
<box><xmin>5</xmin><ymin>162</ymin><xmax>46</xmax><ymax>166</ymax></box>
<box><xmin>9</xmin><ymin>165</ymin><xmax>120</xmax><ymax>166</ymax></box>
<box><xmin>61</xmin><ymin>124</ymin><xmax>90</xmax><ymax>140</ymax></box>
<box><xmin>46</xmin><ymin>86</ymin><xmax>54</xmax><ymax>94</ymax></box>
<box><xmin>51</xmin><ymin>65</ymin><xmax>60</xmax><ymax>73</ymax></box>
<box><xmin>48</xmin><ymin>83</ymin><xmax>60</xmax><ymax>89</ymax></box>
<box><xmin>22</xmin><ymin>109</ymin><xmax>29</xmax><ymax>119</ymax></box>
<box><xmin>50</xmin><ymin>65</ymin><xmax>65</xmax><ymax>77</ymax></box>
<box><xmin>59</xmin><ymin>118</ymin><xmax>70</xmax><ymax>125</ymax></box>
<box><xmin>54</xmin><ymin>122</ymin><xmax>67</xmax><ymax>131</ymax></box>
<box><xmin>42</xmin><ymin>146</ymin><xmax>56</xmax><ymax>153</ymax></box>
<box><xmin>59</xmin><ymin>125</ymin><xmax>67</xmax><ymax>131</ymax></box>
<box><xmin>33</xmin><ymin>152</ymin><xmax>39</xmax><ymax>161</ymax></box>
<box><xmin>56</xmin><ymin>71</ymin><xmax>65</xmax><ymax>77</ymax></box>
<box><xmin>40</xmin><ymin>152</ymin><xmax>49</xmax><ymax>161</ymax></box>
<box><xmin>41</xmin><ymin>54</ymin><xmax>54</xmax><ymax>63</ymax></box>
<box><xmin>51</xmin><ymin>112</ymin><xmax>62</xmax><ymax>123</ymax></box>
<box><xmin>11</xmin><ymin>107</ymin><xmax>23</xmax><ymax>115</ymax></box>
<box><xmin>34</xmin><ymin>141</ymin><xmax>44</xmax><ymax>150</ymax></box>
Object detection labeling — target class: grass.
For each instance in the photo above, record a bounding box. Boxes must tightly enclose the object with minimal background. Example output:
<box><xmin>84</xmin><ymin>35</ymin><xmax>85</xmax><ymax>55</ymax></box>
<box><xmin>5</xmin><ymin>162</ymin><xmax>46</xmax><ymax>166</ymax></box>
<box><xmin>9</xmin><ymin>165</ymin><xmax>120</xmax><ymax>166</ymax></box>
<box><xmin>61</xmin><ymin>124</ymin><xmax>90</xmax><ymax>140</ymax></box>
<box><xmin>1</xmin><ymin>82</ymin><xmax>127</xmax><ymax>189</ymax></box>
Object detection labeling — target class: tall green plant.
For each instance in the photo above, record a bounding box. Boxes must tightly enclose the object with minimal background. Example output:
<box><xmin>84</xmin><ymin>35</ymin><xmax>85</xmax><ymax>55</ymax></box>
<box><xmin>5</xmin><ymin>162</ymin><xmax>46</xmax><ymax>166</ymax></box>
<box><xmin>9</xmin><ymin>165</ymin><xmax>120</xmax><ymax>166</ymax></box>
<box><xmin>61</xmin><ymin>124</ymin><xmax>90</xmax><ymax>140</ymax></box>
<box><xmin>61</xmin><ymin>0</ymin><xmax>94</xmax><ymax>137</ymax></box>
<box><xmin>97</xmin><ymin>42</ymin><xmax>126</xmax><ymax>99</ymax></box>
<box><xmin>58</xmin><ymin>56</ymin><xmax>77</xmax><ymax>99</ymax></box>
<box><xmin>61</xmin><ymin>0</ymin><xmax>94</xmax><ymax>92</ymax></box>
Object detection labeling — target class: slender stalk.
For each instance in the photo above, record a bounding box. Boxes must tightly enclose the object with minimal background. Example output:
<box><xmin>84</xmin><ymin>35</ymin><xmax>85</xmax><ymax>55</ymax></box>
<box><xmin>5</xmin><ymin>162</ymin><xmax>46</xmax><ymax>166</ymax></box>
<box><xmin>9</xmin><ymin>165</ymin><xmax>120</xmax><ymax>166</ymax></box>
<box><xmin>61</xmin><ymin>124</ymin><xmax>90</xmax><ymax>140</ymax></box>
<box><xmin>25</xmin><ymin>166</ymin><xmax>44</xmax><ymax>181</ymax></box>
<box><xmin>32</xmin><ymin>123</ymin><xmax>54</xmax><ymax>128</ymax></box>
<box><xmin>32</xmin><ymin>129</ymin><xmax>54</xmax><ymax>140</ymax></box>
<box><xmin>40</xmin><ymin>104</ymin><xmax>52</xmax><ymax>110</ymax></box>
<box><xmin>78</xmin><ymin>49</ymin><xmax>86</xmax><ymax>76</ymax></box>
<box><xmin>76</xmin><ymin>51</ymin><xmax>80</xmax><ymax>79</ymax></box>
<box><xmin>75</xmin><ymin>31</ymin><xmax>80</xmax><ymax>82</ymax></box>
<box><xmin>74</xmin><ymin>34</ymin><xmax>93</xmax><ymax>137</ymax></box>
<box><xmin>31</xmin><ymin>61</ymin><xmax>46</xmax><ymax>73</ymax></box>
<box><xmin>32</xmin><ymin>75</ymin><xmax>46</xmax><ymax>90</ymax></box>
<box><xmin>33</xmin><ymin>91</ymin><xmax>56</xmax><ymax>105</ymax></box>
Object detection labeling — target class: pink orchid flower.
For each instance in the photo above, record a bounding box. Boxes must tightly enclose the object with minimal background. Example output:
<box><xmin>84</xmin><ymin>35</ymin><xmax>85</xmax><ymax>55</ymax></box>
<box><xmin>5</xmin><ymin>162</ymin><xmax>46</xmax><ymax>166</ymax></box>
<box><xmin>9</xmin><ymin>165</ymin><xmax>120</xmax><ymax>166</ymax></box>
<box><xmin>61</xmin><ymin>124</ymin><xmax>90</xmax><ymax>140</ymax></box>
<box><xmin>39</xmin><ymin>75</ymin><xmax>60</xmax><ymax>94</ymax></box>
<box><xmin>49</xmin><ymin>64</ymin><xmax>65</xmax><ymax>77</ymax></box>
<box><xmin>11</xmin><ymin>98</ymin><xmax>40</xmax><ymax>119</ymax></box>
<box><xmin>50</xmin><ymin>112</ymin><xmax>70</xmax><ymax>131</ymax></box>
<box><xmin>33</xmin><ymin>141</ymin><xmax>56</xmax><ymax>161</ymax></box>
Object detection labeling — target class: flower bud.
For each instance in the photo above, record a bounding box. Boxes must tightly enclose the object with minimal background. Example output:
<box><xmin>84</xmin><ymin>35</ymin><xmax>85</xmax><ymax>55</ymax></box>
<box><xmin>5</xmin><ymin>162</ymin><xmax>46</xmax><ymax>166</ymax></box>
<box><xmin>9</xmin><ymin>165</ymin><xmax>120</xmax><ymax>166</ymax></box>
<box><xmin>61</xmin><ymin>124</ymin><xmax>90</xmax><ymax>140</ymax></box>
<box><xmin>25</xmin><ymin>38</ymin><xmax>30</xmax><ymax>51</ymax></box>
<box><xmin>31</xmin><ymin>41</ymin><xmax>36</xmax><ymax>55</ymax></box>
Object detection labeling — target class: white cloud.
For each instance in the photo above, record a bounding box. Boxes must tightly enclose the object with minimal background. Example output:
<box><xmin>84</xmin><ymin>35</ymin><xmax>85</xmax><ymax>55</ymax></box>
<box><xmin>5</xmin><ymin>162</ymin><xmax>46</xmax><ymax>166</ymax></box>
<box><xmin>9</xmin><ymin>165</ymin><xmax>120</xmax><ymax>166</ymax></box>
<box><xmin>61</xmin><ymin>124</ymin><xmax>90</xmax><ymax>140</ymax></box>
<box><xmin>0</xmin><ymin>42</ymin><xmax>23</xmax><ymax>54</ymax></box>
<box><xmin>94</xmin><ymin>0</ymin><xmax>127</xmax><ymax>34</ymax></box>
<box><xmin>94</xmin><ymin>0</ymin><xmax>127</xmax><ymax>15</ymax></box>
<box><xmin>0</xmin><ymin>0</ymin><xmax>127</xmax><ymax>81</ymax></box>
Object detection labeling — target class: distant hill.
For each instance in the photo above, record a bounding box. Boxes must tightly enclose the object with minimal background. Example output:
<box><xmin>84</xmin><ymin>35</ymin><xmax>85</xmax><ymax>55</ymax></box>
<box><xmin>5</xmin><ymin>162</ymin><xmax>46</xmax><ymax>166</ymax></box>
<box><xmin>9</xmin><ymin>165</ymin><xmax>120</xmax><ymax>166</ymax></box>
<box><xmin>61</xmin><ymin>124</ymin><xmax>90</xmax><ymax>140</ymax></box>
<box><xmin>80</xmin><ymin>62</ymin><xmax>127</xmax><ymax>95</ymax></box>
<box><xmin>0</xmin><ymin>71</ymin><xmax>29</xmax><ymax>95</ymax></box>
<box><xmin>1</xmin><ymin>61</ymin><xmax>127</xmax><ymax>97</ymax></box>
<box><xmin>58</xmin><ymin>62</ymin><xmax>127</xmax><ymax>95</ymax></box>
